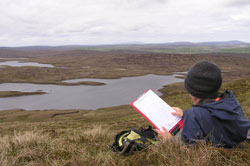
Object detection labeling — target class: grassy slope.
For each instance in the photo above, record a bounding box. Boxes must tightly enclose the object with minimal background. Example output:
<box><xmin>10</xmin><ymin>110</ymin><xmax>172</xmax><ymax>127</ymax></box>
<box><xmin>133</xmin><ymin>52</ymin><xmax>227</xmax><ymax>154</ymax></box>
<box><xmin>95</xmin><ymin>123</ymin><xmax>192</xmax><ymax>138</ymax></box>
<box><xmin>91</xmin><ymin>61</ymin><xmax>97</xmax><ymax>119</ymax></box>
<box><xmin>0</xmin><ymin>77</ymin><xmax>249</xmax><ymax>166</ymax></box>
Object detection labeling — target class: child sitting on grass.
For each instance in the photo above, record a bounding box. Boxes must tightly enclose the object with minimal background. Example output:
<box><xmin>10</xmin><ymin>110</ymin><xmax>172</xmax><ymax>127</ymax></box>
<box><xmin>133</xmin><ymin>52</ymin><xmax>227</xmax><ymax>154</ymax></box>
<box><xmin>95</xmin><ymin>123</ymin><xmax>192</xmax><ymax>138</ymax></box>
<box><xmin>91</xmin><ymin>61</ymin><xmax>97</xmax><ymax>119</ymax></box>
<box><xmin>157</xmin><ymin>61</ymin><xmax>250</xmax><ymax>148</ymax></box>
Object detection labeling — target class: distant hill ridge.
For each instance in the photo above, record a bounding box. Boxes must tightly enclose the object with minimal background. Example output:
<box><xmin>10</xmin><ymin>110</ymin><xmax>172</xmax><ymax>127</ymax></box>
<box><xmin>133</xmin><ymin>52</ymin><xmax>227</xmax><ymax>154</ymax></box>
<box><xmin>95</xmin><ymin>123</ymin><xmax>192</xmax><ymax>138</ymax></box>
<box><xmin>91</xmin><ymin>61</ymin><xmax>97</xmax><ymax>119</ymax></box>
<box><xmin>1</xmin><ymin>40</ymin><xmax>250</xmax><ymax>54</ymax></box>
<box><xmin>0</xmin><ymin>40</ymin><xmax>249</xmax><ymax>49</ymax></box>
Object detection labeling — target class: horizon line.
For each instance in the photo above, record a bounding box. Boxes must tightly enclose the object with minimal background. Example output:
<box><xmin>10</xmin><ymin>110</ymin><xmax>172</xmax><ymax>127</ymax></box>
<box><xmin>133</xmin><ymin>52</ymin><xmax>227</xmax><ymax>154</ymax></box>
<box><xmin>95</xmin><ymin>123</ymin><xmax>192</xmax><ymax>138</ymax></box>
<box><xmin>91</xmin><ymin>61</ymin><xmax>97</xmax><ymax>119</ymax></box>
<box><xmin>1</xmin><ymin>40</ymin><xmax>250</xmax><ymax>48</ymax></box>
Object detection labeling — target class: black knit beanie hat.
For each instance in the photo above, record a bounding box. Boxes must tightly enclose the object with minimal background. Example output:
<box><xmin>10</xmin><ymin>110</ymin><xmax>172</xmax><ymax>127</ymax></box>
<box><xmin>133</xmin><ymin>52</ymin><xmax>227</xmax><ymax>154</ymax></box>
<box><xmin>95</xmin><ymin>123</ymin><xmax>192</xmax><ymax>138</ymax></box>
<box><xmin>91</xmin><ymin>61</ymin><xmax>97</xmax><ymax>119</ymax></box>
<box><xmin>184</xmin><ymin>61</ymin><xmax>222</xmax><ymax>99</ymax></box>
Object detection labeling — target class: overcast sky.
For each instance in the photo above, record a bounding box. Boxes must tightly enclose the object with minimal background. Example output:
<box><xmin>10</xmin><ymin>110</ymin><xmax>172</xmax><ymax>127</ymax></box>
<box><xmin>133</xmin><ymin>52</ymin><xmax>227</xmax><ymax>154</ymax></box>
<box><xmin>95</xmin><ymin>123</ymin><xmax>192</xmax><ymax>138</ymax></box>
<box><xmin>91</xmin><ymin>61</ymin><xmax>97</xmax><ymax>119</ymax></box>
<box><xmin>0</xmin><ymin>0</ymin><xmax>250</xmax><ymax>46</ymax></box>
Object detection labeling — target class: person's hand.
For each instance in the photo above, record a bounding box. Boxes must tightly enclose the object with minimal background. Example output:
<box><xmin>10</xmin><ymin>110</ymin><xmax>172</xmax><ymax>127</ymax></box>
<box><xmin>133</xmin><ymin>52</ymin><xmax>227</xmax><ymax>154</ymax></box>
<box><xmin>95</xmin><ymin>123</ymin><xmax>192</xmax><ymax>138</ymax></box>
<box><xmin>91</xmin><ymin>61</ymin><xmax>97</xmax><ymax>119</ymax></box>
<box><xmin>172</xmin><ymin>107</ymin><xmax>183</xmax><ymax>118</ymax></box>
<box><xmin>156</xmin><ymin>127</ymin><xmax>172</xmax><ymax>141</ymax></box>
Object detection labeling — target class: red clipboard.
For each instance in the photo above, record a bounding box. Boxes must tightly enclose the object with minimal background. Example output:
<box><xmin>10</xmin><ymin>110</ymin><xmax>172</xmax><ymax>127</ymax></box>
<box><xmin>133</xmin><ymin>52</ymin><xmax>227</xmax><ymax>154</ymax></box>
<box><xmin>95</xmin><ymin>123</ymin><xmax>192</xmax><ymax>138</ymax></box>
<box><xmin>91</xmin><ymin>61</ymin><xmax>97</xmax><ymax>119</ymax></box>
<box><xmin>131</xmin><ymin>89</ymin><xmax>183</xmax><ymax>135</ymax></box>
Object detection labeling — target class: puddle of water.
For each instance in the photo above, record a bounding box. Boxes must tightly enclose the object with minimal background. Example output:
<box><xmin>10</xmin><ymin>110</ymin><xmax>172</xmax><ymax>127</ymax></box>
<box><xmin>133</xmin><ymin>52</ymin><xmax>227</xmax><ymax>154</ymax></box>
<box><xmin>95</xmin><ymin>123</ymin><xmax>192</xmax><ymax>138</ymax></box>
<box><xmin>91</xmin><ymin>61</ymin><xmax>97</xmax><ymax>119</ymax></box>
<box><xmin>0</xmin><ymin>61</ymin><xmax>54</xmax><ymax>68</ymax></box>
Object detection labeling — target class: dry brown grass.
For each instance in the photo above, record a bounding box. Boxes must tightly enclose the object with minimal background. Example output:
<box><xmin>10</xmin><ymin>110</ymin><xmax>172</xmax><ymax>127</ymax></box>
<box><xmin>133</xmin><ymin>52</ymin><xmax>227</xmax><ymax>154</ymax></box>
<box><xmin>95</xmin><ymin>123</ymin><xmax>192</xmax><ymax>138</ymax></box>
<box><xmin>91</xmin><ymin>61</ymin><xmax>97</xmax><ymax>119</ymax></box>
<box><xmin>1</xmin><ymin>125</ymin><xmax>249</xmax><ymax>166</ymax></box>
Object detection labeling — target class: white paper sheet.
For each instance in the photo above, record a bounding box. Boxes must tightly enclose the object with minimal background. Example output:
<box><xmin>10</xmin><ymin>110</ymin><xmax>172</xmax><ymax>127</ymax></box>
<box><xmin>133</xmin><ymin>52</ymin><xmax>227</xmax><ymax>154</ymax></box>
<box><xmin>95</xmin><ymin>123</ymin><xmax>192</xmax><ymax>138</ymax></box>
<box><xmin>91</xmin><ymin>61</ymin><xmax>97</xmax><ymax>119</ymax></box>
<box><xmin>131</xmin><ymin>89</ymin><xmax>181</xmax><ymax>131</ymax></box>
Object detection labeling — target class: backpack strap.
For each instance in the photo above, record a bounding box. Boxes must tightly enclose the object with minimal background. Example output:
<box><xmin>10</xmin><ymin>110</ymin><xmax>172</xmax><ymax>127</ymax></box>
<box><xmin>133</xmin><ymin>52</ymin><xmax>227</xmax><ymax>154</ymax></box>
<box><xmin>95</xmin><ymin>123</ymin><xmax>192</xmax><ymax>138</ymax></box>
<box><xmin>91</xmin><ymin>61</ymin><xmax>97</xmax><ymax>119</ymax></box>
<box><xmin>111</xmin><ymin>130</ymin><xmax>130</xmax><ymax>152</ymax></box>
<box><xmin>120</xmin><ymin>140</ymin><xmax>137</xmax><ymax>155</ymax></box>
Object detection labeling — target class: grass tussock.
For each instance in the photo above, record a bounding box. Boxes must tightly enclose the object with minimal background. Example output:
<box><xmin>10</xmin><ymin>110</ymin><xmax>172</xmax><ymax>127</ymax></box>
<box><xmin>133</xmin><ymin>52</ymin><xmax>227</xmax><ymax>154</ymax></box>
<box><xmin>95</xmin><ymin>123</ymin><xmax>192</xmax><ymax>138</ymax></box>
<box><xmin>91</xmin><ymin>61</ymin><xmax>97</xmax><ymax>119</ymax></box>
<box><xmin>146</xmin><ymin>139</ymin><xmax>250</xmax><ymax>166</ymax></box>
<box><xmin>0</xmin><ymin>125</ymin><xmax>112</xmax><ymax>166</ymax></box>
<box><xmin>0</xmin><ymin>127</ymin><xmax>249</xmax><ymax>166</ymax></box>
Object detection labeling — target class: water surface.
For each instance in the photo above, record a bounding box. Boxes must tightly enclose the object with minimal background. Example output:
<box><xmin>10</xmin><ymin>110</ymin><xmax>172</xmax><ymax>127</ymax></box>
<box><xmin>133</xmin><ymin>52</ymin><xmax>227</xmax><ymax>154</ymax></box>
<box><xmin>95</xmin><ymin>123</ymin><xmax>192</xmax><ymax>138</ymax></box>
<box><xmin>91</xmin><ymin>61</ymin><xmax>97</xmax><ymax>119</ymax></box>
<box><xmin>0</xmin><ymin>74</ymin><xmax>183</xmax><ymax>110</ymax></box>
<box><xmin>0</xmin><ymin>61</ymin><xmax>54</xmax><ymax>68</ymax></box>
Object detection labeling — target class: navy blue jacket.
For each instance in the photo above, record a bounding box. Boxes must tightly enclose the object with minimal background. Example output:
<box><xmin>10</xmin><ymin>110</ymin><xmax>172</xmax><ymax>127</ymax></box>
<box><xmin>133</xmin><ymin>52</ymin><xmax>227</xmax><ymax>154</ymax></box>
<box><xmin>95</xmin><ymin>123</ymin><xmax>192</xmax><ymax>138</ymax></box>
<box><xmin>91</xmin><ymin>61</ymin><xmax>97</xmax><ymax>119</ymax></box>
<box><xmin>181</xmin><ymin>90</ymin><xmax>250</xmax><ymax>147</ymax></box>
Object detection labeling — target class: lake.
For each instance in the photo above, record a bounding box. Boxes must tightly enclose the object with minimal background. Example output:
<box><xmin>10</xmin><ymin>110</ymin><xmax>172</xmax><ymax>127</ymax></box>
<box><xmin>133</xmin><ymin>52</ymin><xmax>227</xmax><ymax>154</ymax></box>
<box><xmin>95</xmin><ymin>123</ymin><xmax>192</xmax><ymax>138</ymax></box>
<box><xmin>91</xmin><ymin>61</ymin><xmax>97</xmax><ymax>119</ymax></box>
<box><xmin>0</xmin><ymin>74</ymin><xmax>183</xmax><ymax>110</ymax></box>
<box><xmin>0</xmin><ymin>61</ymin><xmax>54</xmax><ymax>68</ymax></box>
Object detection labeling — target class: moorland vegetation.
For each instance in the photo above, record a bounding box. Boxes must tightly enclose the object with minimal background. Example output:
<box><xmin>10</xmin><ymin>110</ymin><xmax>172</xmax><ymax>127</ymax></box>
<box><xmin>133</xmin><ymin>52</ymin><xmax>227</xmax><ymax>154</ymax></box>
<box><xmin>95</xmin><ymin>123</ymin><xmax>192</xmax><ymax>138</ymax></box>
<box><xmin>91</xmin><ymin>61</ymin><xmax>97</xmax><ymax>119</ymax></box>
<box><xmin>0</xmin><ymin>47</ymin><xmax>249</xmax><ymax>166</ymax></box>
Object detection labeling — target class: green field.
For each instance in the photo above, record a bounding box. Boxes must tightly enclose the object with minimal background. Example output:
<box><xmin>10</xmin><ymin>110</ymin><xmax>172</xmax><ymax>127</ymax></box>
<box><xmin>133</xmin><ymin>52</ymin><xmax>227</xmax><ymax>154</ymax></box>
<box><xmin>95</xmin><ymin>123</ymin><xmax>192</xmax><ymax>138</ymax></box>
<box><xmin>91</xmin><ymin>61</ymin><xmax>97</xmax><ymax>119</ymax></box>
<box><xmin>220</xmin><ymin>47</ymin><xmax>250</xmax><ymax>54</ymax></box>
<box><xmin>149</xmin><ymin>46</ymin><xmax>250</xmax><ymax>54</ymax></box>
<box><xmin>71</xmin><ymin>45</ymin><xmax>250</xmax><ymax>54</ymax></box>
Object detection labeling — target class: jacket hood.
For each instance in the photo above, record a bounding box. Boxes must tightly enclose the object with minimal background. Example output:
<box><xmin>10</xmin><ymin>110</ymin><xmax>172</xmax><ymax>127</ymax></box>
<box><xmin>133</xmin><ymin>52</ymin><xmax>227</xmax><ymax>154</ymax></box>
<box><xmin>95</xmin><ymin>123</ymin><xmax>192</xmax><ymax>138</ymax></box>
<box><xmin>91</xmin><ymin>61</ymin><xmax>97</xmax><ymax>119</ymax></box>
<box><xmin>198</xmin><ymin>90</ymin><xmax>241</xmax><ymax>120</ymax></box>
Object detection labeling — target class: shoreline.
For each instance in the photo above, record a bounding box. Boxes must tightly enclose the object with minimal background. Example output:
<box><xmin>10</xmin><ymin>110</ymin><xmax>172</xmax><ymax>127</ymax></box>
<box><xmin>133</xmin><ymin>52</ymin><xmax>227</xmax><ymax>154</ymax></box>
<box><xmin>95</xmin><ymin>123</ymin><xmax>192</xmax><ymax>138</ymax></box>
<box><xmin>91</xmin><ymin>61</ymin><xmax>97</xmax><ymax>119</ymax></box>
<box><xmin>0</xmin><ymin>77</ymin><xmax>249</xmax><ymax>121</ymax></box>
<box><xmin>0</xmin><ymin>73</ymin><xmax>178</xmax><ymax>85</ymax></box>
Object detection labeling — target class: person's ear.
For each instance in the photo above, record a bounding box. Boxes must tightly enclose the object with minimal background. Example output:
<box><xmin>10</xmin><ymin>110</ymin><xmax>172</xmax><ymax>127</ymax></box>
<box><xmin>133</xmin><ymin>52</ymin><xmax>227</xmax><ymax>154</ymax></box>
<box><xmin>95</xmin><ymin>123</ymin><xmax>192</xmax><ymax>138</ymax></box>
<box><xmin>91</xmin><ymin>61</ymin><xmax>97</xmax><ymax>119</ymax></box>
<box><xmin>189</xmin><ymin>94</ymin><xmax>201</xmax><ymax>104</ymax></box>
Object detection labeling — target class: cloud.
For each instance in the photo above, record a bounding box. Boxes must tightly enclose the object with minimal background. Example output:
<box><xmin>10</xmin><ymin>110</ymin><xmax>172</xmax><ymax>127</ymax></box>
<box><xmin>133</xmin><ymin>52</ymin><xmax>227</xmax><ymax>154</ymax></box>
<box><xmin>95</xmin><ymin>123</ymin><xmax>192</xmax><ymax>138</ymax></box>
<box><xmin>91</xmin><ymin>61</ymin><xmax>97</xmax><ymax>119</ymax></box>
<box><xmin>225</xmin><ymin>0</ymin><xmax>250</xmax><ymax>7</ymax></box>
<box><xmin>0</xmin><ymin>0</ymin><xmax>250</xmax><ymax>46</ymax></box>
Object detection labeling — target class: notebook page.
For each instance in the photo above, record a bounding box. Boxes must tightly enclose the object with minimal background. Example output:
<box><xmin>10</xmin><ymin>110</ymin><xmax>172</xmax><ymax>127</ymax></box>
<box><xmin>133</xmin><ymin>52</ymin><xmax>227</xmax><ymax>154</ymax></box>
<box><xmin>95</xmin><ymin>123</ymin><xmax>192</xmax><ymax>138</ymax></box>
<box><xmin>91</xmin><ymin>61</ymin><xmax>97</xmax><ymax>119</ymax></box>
<box><xmin>132</xmin><ymin>89</ymin><xmax>181</xmax><ymax>131</ymax></box>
